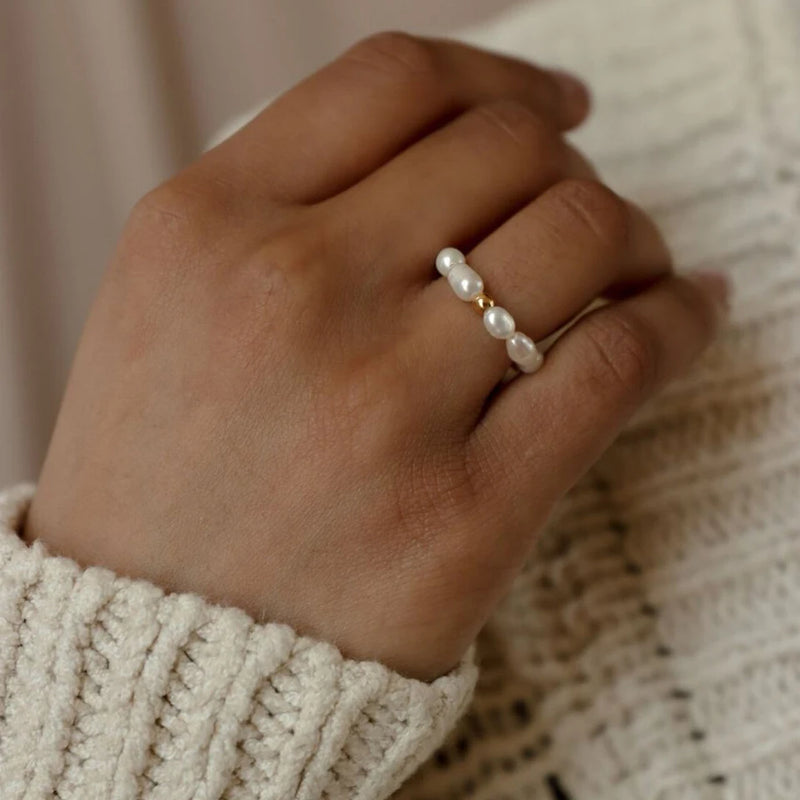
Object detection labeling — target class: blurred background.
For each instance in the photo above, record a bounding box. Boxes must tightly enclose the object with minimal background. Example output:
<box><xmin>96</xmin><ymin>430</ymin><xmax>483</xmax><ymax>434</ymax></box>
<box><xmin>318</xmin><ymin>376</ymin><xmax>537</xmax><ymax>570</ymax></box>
<box><xmin>0</xmin><ymin>0</ymin><xmax>520</xmax><ymax>486</ymax></box>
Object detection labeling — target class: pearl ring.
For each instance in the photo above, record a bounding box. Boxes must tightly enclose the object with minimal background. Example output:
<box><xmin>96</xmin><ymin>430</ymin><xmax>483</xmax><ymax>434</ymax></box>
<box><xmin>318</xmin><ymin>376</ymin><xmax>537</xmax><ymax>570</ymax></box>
<box><xmin>436</xmin><ymin>247</ymin><xmax>543</xmax><ymax>374</ymax></box>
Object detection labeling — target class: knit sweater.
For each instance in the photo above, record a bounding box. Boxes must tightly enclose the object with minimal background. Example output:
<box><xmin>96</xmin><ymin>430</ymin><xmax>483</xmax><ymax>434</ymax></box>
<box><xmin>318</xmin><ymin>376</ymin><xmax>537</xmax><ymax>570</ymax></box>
<box><xmin>3</xmin><ymin>0</ymin><xmax>799</xmax><ymax>798</ymax></box>
<box><xmin>0</xmin><ymin>485</ymin><xmax>476</xmax><ymax>799</ymax></box>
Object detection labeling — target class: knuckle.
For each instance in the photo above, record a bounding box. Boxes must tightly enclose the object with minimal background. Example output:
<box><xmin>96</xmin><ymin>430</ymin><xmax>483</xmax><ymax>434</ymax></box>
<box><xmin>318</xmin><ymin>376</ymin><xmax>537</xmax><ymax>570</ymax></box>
<box><xmin>472</xmin><ymin>100</ymin><xmax>561</xmax><ymax>157</ymax></box>
<box><xmin>552</xmin><ymin>178</ymin><xmax>631</xmax><ymax>253</ymax></box>
<box><xmin>119</xmin><ymin>179</ymin><xmax>231</xmax><ymax>285</ymax></box>
<box><xmin>346</xmin><ymin>31</ymin><xmax>439</xmax><ymax>79</ymax></box>
<box><xmin>250</xmin><ymin>219</ymin><xmax>324</xmax><ymax>289</ymax></box>
<box><xmin>580</xmin><ymin>308</ymin><xmax>660</xmax><ymax>400</ymax></box>
<box><xmin>128</xmin><ymin>178</ymin><xmax>223</xmax><ymax>243</ymax></box>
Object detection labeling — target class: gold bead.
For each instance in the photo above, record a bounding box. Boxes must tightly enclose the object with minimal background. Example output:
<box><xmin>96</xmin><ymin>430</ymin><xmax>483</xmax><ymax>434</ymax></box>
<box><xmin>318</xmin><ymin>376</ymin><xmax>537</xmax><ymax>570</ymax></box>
<box><xmin>472</xmin><ymin>292</ymin><xmax>495</xmax><ymax>315</ymax></box>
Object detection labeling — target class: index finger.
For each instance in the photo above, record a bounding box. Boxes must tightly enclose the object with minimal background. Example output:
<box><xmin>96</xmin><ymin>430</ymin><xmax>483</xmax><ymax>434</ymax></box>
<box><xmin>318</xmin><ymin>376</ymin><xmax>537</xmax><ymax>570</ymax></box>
<box><xmin>209</xmin><ymin>32</ymin><xmax>590</xmax><ymax>204</ymax></box>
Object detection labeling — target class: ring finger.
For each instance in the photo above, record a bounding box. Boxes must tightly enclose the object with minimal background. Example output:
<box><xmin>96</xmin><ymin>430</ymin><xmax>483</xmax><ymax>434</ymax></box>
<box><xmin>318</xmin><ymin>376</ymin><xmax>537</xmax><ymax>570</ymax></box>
<box><xmin>406</xmin><ymin>178</ymin><xmax>672</xmax><ymax>420</ymax></box>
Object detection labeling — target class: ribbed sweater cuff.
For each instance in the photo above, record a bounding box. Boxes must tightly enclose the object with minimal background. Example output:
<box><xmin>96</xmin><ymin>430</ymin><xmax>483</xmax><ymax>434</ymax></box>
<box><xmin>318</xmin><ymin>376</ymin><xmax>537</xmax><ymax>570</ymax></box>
<box><xmin>0</xmin><ymin>484</ymin><xmax>476</xmax><ymax>800</ymax></box>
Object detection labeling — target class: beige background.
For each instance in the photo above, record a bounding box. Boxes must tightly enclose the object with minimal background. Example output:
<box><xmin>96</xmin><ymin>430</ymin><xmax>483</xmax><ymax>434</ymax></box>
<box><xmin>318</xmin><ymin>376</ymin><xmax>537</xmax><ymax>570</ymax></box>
<box><xmin>0</xmin><ymin>0</ymin><xmax>518</xmax><ymax>485</ymax></box>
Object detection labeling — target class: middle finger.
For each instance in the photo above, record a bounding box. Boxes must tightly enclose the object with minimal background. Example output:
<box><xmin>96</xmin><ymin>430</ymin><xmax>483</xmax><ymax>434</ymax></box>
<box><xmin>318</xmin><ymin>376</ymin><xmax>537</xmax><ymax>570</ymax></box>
<box><xmin>324</xmin><ymin>100</ymin><xmax>591</xmax><ymax>287</ymax></box>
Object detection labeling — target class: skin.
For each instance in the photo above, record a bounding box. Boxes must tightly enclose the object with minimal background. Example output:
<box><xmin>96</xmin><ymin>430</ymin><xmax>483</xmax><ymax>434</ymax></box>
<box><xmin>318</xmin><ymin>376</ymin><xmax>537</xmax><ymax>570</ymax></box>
<box><xmin>25</xmin><ymin>34</ymin><xmax>728</xmax><ymax>681</ymax></box>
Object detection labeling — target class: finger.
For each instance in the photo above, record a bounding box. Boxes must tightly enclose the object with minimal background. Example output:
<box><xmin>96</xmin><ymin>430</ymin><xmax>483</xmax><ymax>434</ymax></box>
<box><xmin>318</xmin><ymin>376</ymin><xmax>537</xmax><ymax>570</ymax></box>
<box><xmin>470</xmin><ymin>272</ymin><xmax>729</xmax><ymax>505</ymax></box>
<box><xmin>468</xmin><ymin>180</ymin><xmax>672</xmax><ymax>341</ymax></box>
<box><xmin>407</xmin><ymin>179</ymin><xmax>671</xmax><ymax>416</ymax></box>
<box><xmin>207</xmin><ymin>33</ymin><xmax>589</xmax><ymax>203</ymax></box>
<box><xmin>330</xmin><ymin>100</ymin><xmax>595</xmax><ymax>289</ymax></box>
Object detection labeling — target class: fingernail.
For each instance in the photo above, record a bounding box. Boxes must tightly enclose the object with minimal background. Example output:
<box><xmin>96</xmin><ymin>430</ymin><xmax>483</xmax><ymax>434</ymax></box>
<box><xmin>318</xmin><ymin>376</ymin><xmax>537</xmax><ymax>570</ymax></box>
<box><xmin>686</xmin><ymin>270</ymin><xmax>732</xmax><ymax>315</ymax></box>
<box><xmin>549</xmin><ymin>68</ymin><xmax>591</xmax><ymax>123</ymax></box>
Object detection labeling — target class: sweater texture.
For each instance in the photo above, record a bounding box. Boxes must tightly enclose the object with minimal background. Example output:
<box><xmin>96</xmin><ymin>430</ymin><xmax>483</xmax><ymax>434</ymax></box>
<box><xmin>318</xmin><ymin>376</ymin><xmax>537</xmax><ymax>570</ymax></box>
<box><xmin>0</xmin><ymin>485</ymin><xmax>476</xmax><ymax>799</ymax></box>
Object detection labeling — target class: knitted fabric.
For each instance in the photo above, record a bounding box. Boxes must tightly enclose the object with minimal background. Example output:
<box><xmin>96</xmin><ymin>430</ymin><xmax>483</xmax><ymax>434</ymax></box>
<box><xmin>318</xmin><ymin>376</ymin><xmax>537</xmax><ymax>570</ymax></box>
<box><xmin>0</xmin><ymin>484</ymin><xmax>477</xmax><ymax>799</ymax></box>
<box><xmin>394</xmin><ymin>0</ymin><xmax>800</xmax><ymax>798</ymax></box>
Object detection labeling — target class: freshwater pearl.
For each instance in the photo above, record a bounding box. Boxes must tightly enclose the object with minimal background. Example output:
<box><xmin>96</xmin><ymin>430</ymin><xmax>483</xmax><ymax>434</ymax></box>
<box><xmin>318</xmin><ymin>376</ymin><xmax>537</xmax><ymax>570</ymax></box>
<box><xmin>483</xmin><ymin>306</ymin><xmax>515</xmax><ymax>339</ymax></box>
<box><xmin>506</xmin><ymin>332</ymin><xmax>543</xmax><ymax>373</ymax></box>
<box><xmin>447</xmin><ymin>263</ymin><xmax>484</xmax><ymax>301</ymax></box>
<box><xmin>435</xmin><ymin>247</ymin><xmax>465</xmax><ymax>276</ymax></box>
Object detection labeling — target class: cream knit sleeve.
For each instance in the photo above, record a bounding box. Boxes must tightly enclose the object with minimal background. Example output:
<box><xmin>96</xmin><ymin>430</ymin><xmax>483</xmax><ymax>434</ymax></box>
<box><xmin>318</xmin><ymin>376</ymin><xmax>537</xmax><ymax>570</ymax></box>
<box><xmin>0</xmin><ymin>484</ymin><xmax>477</xmax><ymax>800</ymax></box>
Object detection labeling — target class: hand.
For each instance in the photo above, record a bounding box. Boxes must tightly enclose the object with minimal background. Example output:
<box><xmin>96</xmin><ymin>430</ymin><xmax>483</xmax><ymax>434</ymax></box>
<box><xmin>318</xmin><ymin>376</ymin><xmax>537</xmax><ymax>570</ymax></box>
<box><xmin>26</xmin><ymin>33</ymin><xmax>727</xmax><ymax>680</ymax></box>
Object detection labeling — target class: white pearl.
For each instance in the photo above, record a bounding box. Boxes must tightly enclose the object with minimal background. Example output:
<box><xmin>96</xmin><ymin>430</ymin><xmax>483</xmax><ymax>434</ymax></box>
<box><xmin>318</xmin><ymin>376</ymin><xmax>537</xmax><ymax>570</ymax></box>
<box><xmin>518</xmin><ymin>351</ymin><xmax>544</xmax><ymax>373</ymax></box>
<box><xmin>506</xmin><ymin>332</ymin><xmax>543</xmax><ymax>373</ymax></box>
<box><xmin>506</xmin><ymin>331</ymin><xmax>537</xmax><ymax>362</ymax></box>
<box><xmin>483</xmin><ymin>306</ymin><xmax>515</xmax><ymax>339</ymax></box>
<box><xmin>447</xmin><ymin>263</ymin><xmax>484</xmax><ymax>301</ymax></box>
<box><xmin>435</xmin><ymin>247</ymin><xmax>465</xmax><ymax>276</ymax></box>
